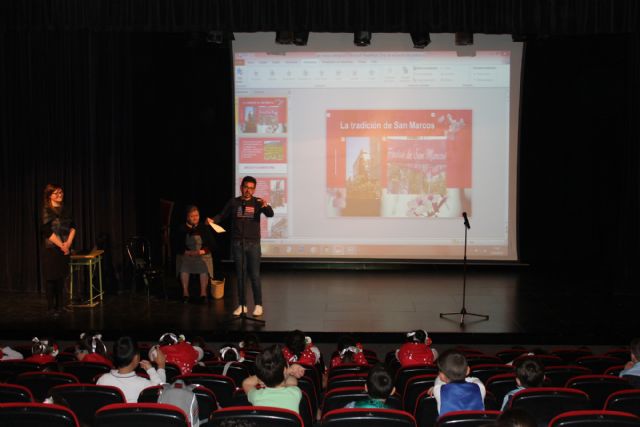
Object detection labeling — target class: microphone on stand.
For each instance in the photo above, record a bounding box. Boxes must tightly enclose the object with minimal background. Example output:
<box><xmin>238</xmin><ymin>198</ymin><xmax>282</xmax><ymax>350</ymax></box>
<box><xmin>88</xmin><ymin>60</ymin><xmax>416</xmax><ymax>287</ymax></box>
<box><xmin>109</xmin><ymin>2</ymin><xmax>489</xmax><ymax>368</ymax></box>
<box><xmin>462</xmin><ymin>212</ymin><xmax>470</xmax><ymax>229</ymax></box>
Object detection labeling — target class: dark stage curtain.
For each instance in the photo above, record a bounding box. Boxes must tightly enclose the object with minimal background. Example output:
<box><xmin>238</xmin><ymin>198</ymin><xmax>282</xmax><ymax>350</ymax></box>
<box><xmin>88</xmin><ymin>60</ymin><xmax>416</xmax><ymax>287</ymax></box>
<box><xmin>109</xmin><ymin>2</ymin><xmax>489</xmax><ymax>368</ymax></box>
<box><xmin>0</xmin><ymin>30</ymin><xmax>138</xmax><ymax>292</ymax></box>
<box><xmin>518</xmin><ymin>34</ymin><xmax>640</xmax><ymax>288</ymax></box>
<box><xmin>1</xmin><ymin>0</ymin><xmax>638</xmax><ymax>34</ymax></box>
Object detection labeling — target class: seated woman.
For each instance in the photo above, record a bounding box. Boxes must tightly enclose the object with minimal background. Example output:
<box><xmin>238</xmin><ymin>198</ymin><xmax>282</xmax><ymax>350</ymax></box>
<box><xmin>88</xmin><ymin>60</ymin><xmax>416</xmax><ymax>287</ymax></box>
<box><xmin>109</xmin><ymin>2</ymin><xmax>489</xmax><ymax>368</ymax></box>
<box><xmin>173</xmin><ymin>205</ymin><xmax>217</xmax><ymax>304</ymax></box>
<box><xmin>330</xmin><ymin>335</ymin><xmax>369</xmax><ymax>368</ymax></box>
<box><xmin>97</xmin><ymin>336</ymin><xmax>166</xmax><ymax>403</ymax></box>
<box><xmin>24</xmin><ymin>337</ymin><xmax>59</xmax><ymax>364</ymax></box>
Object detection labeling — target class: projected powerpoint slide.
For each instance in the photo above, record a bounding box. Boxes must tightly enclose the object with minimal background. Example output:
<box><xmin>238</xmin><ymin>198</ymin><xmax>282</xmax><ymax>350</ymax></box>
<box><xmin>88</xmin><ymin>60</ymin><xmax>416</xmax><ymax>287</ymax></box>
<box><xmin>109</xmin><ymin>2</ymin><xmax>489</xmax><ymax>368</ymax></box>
<box><xmin>237</xmin><ymin>97</ymin><xmax>288</xmax><ymax>134</ymax></box>
<box><xmin>327</xmin><ymin>109</ymin><xmax>472</xmax><ymax>218</ymax></box>
<box><xmin>238</xmin><ymin>137</ymin><xmax>288</xmax><ymax>174</ymax></box>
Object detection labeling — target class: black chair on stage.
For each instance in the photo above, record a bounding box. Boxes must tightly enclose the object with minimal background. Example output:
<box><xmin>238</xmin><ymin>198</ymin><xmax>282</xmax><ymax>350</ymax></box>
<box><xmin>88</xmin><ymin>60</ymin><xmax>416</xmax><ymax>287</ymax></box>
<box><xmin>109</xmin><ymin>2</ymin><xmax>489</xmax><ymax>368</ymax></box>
<box><xmin>210</xmin><ymin>406</ymin><xmax>303</xmax><ymax>427</ymax></box>
<box><xmin>564</xmin><ymin>374</ymin><xmax>634</xmax><ymax>408</ymax></box>
<box><xmin>138</xmin><ymin>384</ymin><xmax>218</xmax><ymax>425</ymax></box>
<box><xmin>125</xmin><ymin>236</ymin><xmax>166</xmax><ymax>299</ymax></box>
<box><xmin>0</xmin><ymin>402</ymin><xmax>80</xmax><ymax>427</ymax></box>
<box><xmin>435</xmin><ymin>410</ymin><xmax>502</xmax><ymax>427</ymax></box>
<box><xmin>11</xmin><ymin>371</ymin><xmax>79</xmax><ymax>402</ymax></box>
<box><xmin>49</xmin><ymin>384</ymin><xmax>125</xmax><ymax>426</ymax></box>
<box><xmin>94</xmin><ymin>403</ymin><xmax>188</xmax><ymax>427</ymax></box>
<box><xmin>548</xmin><ymin>410</ymin><xmax>640</xmax><ymax>427</ymax></box>
<box><xmin>605</xmin><ymin>389</ymin><xmax>640</xmax><ymax>417</ymax></box>
<box><xmin>508</xmin><ymin>387</ymin><xmax>591</xmax><ymax>427</ymax></box>
<box><xmin>321</xmin><ymin>407</ymin><xmax>416</xmax><ymax>427</ymax></box>
<box><xmin>59</xmin><ymin>361</ymin><xmax>112</xmax><ymax>383</ymax></box>
<box><xmin>0</xmin><ymin>383</ymin><xmax>34</xmax><ymax>403</ymax></box>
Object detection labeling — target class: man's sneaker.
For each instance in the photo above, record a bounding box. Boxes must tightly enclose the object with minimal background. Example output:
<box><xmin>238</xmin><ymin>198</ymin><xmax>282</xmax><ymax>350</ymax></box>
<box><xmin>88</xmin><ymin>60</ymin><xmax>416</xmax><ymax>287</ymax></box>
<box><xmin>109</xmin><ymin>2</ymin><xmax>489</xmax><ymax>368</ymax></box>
<box><xmin>233</xmin><ymin>305</ymin><xmax>247</xmax><ymax>316</ymax></box>
<box><xmin>253</xmin><ymin>305</ymin><xmax>263</xmax><ymax>316</ymax></box>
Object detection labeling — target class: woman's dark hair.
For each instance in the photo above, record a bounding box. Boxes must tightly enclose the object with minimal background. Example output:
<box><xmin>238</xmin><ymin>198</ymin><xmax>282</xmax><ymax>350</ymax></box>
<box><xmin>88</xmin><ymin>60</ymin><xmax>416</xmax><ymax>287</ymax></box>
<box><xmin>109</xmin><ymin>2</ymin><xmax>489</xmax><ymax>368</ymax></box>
<box><xmin>77</xmin><ymin>332</ymin><xmax>108</xmax><ymax>355</ymax></box>
<box><xmin>43</xmin><ymin>183</ymin><xmax>63</xmax><ymax>209</ymax></box>
<box><xmin>337</xmin><ymin>335</ymin><xmax>358</xmax><ymax>364</ymax></box>
<box><xmin>113</xmin><ymin>336</ymin><xmax>139</xmax><ymax>368</ymax></box>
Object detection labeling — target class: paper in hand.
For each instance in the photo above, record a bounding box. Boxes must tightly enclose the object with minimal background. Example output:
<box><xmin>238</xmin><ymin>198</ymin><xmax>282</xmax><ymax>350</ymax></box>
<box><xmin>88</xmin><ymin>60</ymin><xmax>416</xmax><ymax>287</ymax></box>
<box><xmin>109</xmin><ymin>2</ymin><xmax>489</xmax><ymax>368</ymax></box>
<box><xmin>208</xmin><ymin>222</ymin><xmax>226</xmax><ymax>233</ymax></box>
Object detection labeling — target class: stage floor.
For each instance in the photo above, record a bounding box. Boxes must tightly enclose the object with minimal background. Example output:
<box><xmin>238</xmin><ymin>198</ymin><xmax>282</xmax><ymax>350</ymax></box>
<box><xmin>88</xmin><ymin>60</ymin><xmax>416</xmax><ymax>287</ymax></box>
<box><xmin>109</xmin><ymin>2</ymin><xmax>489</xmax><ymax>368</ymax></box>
<box><xmin>0</xmin><ymin>265</ymin><xmax>635</xmax><ymax>346</ymax></box>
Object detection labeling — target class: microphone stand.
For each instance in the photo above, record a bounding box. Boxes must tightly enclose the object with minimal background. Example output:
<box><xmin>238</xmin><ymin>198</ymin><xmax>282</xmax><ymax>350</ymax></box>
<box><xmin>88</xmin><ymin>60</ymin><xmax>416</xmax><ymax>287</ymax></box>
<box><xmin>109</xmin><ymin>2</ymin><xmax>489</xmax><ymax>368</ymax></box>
<box><xmin>440</xmin><ymin>213</ymin><xmax>489</xmax><ymax>326</ymax></box>
<box><xmin>224</xmin><ymin>198</ymin><xmax>265</xmax><ymax>327</ymax></box>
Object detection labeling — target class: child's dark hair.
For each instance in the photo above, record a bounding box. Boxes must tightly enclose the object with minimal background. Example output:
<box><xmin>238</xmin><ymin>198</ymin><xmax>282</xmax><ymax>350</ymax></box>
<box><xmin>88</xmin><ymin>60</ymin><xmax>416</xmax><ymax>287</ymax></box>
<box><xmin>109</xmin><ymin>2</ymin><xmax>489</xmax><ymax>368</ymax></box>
<box><xmin>337</xmin><ymin>335</ymin><xmax>358</xmax><ymax>364</ymax></box>
<box><xmin>514</xmin><ymin>357</ymin><xmax>544</xmax><ymax>387</ymax></box>
<box><xmin>113</xmin><ymin>336</ymin><xmax>139</xmax><ymax>368</ymax></box>
<box><xmin>437</xmin><ymin>349</ymin><xmax>468</xmax><ymax>381</ymax></box>
<box><xmin>158</xmin><ymin>332</ymin><xmax>180</xmax><ymax>346</ymax></box>
<box><xmin>285</xmin><ymin>330</ymin><xmax>307</xmax><ymax>358</ymax></box>
<box><xmin>366</xmin><ymin>364</ymin><xmax>394</xmax><ymax>399</ymax></box>
<box><xmin>406</xmin><ymin>329</ymin><xmax>427</xmax><ymax>343</ymax></box>
<box><xmin>220</xmin><ymin>343</ymin><xmax>241</xmax><ymax>361</ymax></box>
<box><xmin>255</xmin><ymin>345</ymin><xmax>286</xmax><ymax>387</ymax></box>
<box><xmin>496</xmin><ymin>408</ymin><xmax>537</xmax><ymax>427</ymax></box>
<box><xmin>77</xmin><ymin>332</ymin><xmax>108</xmax><ymax>355</ymax></box>
<box><xmin>31</xmin><ymin>337</ymin><xmax>58</xmax><ymax>356</ymax></box>
<box><xmin>240</xmin><ymin>333</ymin><xmax>261</xmax><ymax>350</ymax></box>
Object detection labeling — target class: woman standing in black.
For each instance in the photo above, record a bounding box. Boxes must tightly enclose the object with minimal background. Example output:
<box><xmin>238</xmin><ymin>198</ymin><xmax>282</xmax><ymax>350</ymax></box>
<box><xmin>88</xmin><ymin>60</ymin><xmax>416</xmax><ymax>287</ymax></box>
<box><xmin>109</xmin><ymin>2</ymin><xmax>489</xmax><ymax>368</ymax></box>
<box><xmin>41</xmin><ymin>183</ymin><xmax>76</xmax><ymax>315</ymax></box>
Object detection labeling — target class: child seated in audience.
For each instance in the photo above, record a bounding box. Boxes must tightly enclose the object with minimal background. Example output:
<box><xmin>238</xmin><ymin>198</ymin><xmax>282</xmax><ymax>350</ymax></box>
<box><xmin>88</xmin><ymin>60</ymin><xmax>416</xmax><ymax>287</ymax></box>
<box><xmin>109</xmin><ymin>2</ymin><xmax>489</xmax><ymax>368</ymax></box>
<box><xmin>330</xmin><ymin>335</ymin><xmax>368</xmax><ymax>368</ymax></box>
<box><xmin>396</xmin><ymin>329</ymin><xmax>438</xmax><ymax>367</ymax></box>
<box><xmin>345</xmin><ymin>364</ymin><xmax>395</xmax><ymax>409</ymax></box>
<box><xmin>501</xmin><ymin>357</ymin><xmax>545</xmax><ymax>409</ymax></box>
<box><xmin>149</xmin><ymin>332</ymin><xmax>203</xmax><ymax>375</ymax></box>
<box><xmin>242</xmin><ymin>345</ymin><xmax>305</xmax><ymax>414</ymax></box>
<box><xmin>620</xmin><ymin>337</ymin><xmax>640</xmax><ymax>388</ymax></box>
<box><xmin>239</xmin><ymin>333</ymin><xmax>262</xmax><ymax>359</ymax></box>
<box><xmin>97</xmin><ymin>336</ymin><xmax>166</xmax><ymax>403</ymax></box>
<box><xmin>0</xmin><ymin>343</ymin><xmax>23</xmax><ymax>360</ymax></box>
<box><xmin>282</xmin><ymin>329</ymin><xmax>321</xmax><ymax>366</ymax></box>
<box><xmin>429</xmin><ymin>349</ymin><xmax>485</xmax><ymax>416</ymax></box>
<box><xmin>75</xmin><ymin>332</ymin><xmax>113</xmax><ymax>366</ymax></box>
<box><xmin>220</xmin><ymin>343</ymin><xmax>245</xmax><ymax>362</ymax></box>
<box><xmin>24</xmin><ymin>337</ymin><xmax>58</xmax><ymax>364</ymax></box>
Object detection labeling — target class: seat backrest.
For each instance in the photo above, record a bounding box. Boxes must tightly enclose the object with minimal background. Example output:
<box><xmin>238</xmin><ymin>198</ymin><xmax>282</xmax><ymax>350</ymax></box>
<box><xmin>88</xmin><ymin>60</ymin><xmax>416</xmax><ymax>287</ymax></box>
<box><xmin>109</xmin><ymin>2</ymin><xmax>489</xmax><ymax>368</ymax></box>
<box><xmin>509</xmin><ymin>387</ymin><xmax>591</xmax><ymax>427</ymax></box>
<box><xmin>413</xmin><ymin>391</ymin><xmax>439</xmax><ymax>427</ymax></box>
<box><xmin>605</xmin><ymin>389</ymin><xmax>640</xmax><ymax>417</ymax></box>
<box><xmin>50</xmin><ymin>384</ymin><xmax>125</xmax><ymax>426</ymax></box>
<box><xmin>485</xmin><ymin>373</ymin><xmax>517</xmax><ymax>403</ymax></box>
<box><xmin>177</xmin><ymin>373</ymin><xmax>236</xmax><ymax>408</ymax></box>
<box><xmin>0</xmin><ymin>402</ymin><xmax>80</xmax><ymax>427</ymax></box>
<box><xmin>322</xmin><ymin>386</ymin><xmax>368</xmax><ymax>415</ymax></box>
<box><xmin>139</xmin><ymin>384</ymin><xmax>219</xmax><ymax>424</ymax></box>
<box><xmin>495</xmin><ymin>348</ymin><xmax>529</xmax><ymax>364</ymax></box>
<box><xmin>298</xmin><ymin>390</ymin><xmax>314</xmax><ymax>427</ymax></box>
<box><xmin>394</xmin><ymin>365</ymin><xmax>438</xmax><ymax>397</ymax></box>
<box><xmin>296</xmin><ymin>376</ymin><xmax>318</xmax><ymax>415</ymax></box>
<box><xmin>210</xmin><ymin>405</ymin><xmax>303</xmax><ymax>427</ymax></box>
<box><xmin>575</xmin><ymin>355</ymin><xmax>626</xmax><ymax>374</ymax></box>
<box><xmin>544</xmin><ymin>365</ymin><xmax>592</xmax><ymax>387</ymax></box>
<box><xmin>60</xmin><ymin>361</ymin><xmax>112</xmax><ymax>383</ymax></box>
<box><xmin>550</xmin><ymin>348</ymin><xmax>594</xmax><ymax>364</ymax></box>
<box><xmin>0</xmin><ymin>360</ymin><xmax>57</xmax><ymax>378</ymax></box>
<box><xmin>321</xmin><ymin>407</ymin><xmax>416</xmax><ymax>427</ymax></box>
<box><xmin>328</xmin><ymin>364</ymin><xmax>370</xmax><ymax>378</ymax></box>
<box><xmin>327</xmin><ymin>373</ymin><xmax>368</xmax><ymax>391</ymax></box>
<box><xmin>512</xmin><ymin>354</ymin><xmax>564</xmax><ymax>367</ymax></box>
<box><xmin>0</xmin><ymin>383</ymin><xmax>34</xmax><ymax>403</ymax></box>
<box><xmin>565</xmin><ymin>374</ymin><xmax>634</xmax><ymax>408</ymax></box>
<box><xmin>94</xmin><ymin>402</ymin><xmax>189</xmax><ymax>427</ymax></box>
<box><xmin>402</xmin><ymin>374</ymin><xmax>437</xmax><ymax>412</ymax></box>
<box><xmin>12</xmin><ymin>371</ymin><xmax>79</xmax><ymax>402</ymax></box>
<box><xmin>548</xmin><ymin>410</ymin><xmax>640</xmax><ymax>427</ymax></box>
<box><xmin>194</xmin><ymin>361</ymin><xmax>250</xmax><ymax>385</ymax></box>
<box><xmin>435</xmin><ymin>409</ymin><xmax>502</xmax><ymax>427</ymax></box>
<box><xmin>465</xmin><ymin>355</ymin><xmax>503</xmax><ymax>367</ymax></box>
<box><xmin>469</xmin><ymin>364</ymin><xmax>513</xmax><ymax>384</ymax></box>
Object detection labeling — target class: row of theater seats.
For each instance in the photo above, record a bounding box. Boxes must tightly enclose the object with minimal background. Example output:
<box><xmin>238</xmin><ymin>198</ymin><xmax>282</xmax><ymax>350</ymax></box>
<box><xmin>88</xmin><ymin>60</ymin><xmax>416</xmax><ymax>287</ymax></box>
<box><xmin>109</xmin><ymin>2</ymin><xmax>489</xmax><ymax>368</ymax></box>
<box><xmin>0</xmin><ymin>345</ymin><xmax>637</xmax><ymax>426</ymax></box>
<box><xmin>1</xmin><ymin>402</ymin><xmax>640</xmax><ymax>427</ymax></box>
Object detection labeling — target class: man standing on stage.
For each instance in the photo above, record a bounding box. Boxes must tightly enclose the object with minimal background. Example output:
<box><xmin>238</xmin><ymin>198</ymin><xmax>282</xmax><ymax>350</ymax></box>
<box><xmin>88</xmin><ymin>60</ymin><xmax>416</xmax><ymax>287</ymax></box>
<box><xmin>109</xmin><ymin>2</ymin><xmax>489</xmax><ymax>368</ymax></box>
<box><xmin>210</xmin><ymin>176</ymin><xmax>273</xmax><ymax>316</ymax></box>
